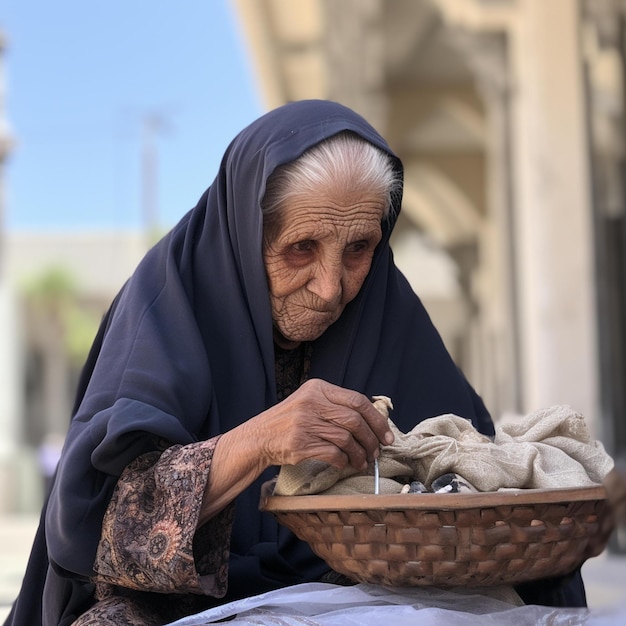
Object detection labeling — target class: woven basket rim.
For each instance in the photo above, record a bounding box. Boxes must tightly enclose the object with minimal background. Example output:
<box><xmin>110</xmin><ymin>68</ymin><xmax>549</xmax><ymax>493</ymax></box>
<box><xmin>260</xmin><ymin>483</ymin><xmax>607</xmax><ymax>513</ymax></box>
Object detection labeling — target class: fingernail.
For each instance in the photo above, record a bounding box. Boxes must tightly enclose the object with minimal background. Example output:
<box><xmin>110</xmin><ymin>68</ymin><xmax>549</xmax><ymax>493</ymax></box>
<box><xmin>384</xmin><ymin>431</ymin><xmax>394</xmax><ymax>445</ymax></box>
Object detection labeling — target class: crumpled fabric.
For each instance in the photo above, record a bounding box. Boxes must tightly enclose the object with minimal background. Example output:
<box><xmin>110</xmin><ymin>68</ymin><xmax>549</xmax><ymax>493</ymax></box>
<box><xmin>274</xmin><ymin>400</ymin><xmax>614</xmax><ymax>496</ymax></box>
<box><xmin>164</xmin><ymin>582</ymin><xmax>626</xmax><ymax>626</ymax></box>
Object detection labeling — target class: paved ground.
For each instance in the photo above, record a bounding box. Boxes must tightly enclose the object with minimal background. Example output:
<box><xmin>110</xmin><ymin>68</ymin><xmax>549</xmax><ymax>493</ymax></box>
<box><xmin>0</xmin><ymin>515</ymin><xmax>39</xmax><ymax>622</ymax></box>
<box><xmin>1</xmin><ymin>515</ymin><xmax>625</xmax><ymax>622</ymax></box>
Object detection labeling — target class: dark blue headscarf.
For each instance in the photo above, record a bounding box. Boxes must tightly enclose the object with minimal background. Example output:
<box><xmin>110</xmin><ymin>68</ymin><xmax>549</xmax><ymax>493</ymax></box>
<box><xmin>8</xmin><ymin>100</ymin><xmax>501</xmax><ymax>625</ymax></box>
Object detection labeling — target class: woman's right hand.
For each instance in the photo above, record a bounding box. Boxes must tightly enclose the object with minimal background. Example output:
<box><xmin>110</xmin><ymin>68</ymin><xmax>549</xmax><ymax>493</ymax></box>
<box><xmin>200</xmin><ymin>379</ymin><xmax>393</xmax><ymax>524</ymax></box>
<box><xmin>199</xmin><ymin>379</ymin><xmax>393</xmax><ymax>523</ymax></box>
<box><xmin>254</xmin><ymin>372</ymin><xmax>393</xmax><ymax>470</ymax></box>
<box><xmin>255</xmin><ymin>378</ymin><xmax>394</xmax><ymax>472</ymax></box>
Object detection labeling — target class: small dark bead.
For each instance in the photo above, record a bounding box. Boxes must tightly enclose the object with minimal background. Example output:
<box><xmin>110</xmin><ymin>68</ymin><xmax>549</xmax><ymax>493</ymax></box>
<box><xmin>408</xmin><ymin>480</ymin><xmax>428</xmax><ymax>493</ymax></box>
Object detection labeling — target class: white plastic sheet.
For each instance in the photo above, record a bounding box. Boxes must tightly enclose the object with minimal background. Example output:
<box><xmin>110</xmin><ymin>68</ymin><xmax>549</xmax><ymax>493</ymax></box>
<box><xmin>165</xmin><ymin>583</ymin><xmax>626</xmax><ymax>626</ymax></box>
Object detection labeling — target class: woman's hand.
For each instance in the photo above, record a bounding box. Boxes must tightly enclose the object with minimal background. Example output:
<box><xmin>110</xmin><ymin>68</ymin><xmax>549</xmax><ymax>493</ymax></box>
<box><xmin>199</xmin><ymin>379</ymin><xmax>394</xmax><ymax>524</ymax></box>
<box><xmin>583</xmin><ymin>466</ymin><xmax>626</xmax><ymax>559</ymax></box>
<box><xmin>603</xmin><ymin>466</ymin><xmax>626</xmax><ymax>537</ymax></box>
<box><xmin>255</xmin><ymin>378</ymin><xmax>394</xmax><ymax>471</ymax></box>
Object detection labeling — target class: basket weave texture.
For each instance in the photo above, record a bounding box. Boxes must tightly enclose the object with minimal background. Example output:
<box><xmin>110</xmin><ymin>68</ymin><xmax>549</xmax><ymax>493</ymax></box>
<box><xmin>260</xmin><ymin>484</ymin><xmax>611</xmax><ymax>587</ymax></box>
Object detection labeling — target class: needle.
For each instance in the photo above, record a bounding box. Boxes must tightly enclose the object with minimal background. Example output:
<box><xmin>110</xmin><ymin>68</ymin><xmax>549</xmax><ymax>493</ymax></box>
<box><xmin>374</xmin><ymin>457</ymin><xmax>380</xmax><ymax>495</ymax></box>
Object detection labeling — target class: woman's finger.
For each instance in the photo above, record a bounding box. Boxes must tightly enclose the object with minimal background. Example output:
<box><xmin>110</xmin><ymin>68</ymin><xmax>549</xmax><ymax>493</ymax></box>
<box><xmin>317</xmin><ymin>381</ymin><xmax>394</xmax><ymax>447</ymax></box>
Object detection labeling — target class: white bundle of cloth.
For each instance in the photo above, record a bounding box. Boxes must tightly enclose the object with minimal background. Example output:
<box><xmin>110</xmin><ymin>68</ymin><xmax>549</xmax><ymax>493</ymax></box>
<box><xmin>274</xmin><ymin>400</ymin><xmax>614</xmax><ymax>496</ymax></box>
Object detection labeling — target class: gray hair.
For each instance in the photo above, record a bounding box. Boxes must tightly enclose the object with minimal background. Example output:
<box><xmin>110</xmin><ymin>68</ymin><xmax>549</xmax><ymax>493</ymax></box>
<box><xmin>262</xmin><ymin>131</ymin><xmax>401</xmax><ymax>239</ymax></box>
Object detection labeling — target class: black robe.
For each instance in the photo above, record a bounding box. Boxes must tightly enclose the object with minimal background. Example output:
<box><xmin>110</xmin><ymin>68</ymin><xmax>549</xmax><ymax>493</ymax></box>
<box><xmin>4</xmin><ymin>100</ymin><xmax>585</xmax><ymax>625</ymax></box>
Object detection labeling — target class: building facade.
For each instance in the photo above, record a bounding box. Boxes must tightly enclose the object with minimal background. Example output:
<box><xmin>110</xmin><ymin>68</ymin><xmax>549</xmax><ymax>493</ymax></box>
<box><xmin>1</xmin><ymin>0</ymin><xmax>626</xmax><ymax>518</ymax></box>
<box><xmin>234</xmin><ymin>0</ymin><xmax>626</xmax><ymax>470</ymax></box>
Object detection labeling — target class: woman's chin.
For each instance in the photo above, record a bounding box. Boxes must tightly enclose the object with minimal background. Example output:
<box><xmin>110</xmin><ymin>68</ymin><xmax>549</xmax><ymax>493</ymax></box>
<box><xmin>273</xmin><ymin>324</ymin><xmax>331</xmax><ymax>348</ymax></box>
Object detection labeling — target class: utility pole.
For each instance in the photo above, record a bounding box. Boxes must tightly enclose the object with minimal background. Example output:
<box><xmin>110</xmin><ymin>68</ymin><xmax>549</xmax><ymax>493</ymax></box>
<box><xmin>140</xmin><ymin>112</ymin><xmax>170</xmax><ymax>244</ymax></box>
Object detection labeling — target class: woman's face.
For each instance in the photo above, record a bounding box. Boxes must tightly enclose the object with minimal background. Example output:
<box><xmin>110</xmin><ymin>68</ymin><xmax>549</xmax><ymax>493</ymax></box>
<box><xmin>263</xmin><ymin>185</ymin><xmax>386</xmax><ymax>348</ymax></box>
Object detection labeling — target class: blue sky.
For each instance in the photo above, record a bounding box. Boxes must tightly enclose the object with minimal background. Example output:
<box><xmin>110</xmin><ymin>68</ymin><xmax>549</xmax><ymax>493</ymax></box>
<box><xmin>0</xmin><ymin>0</ymin><xmax>264</xmax><ymax>231</ymax></box>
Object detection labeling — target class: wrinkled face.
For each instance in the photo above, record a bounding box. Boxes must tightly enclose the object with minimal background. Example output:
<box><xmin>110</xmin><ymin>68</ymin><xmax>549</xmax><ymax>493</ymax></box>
<box><xmin>263</xmin><ymin>185</ymin><xmax>386</xmax><ymax>348</ymax></box>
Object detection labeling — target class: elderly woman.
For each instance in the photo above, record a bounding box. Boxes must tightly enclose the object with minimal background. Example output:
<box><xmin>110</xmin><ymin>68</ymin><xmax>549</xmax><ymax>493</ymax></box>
<box><xmin>5</xmin><ymin>101</ymin><xmax>587</xmax><ymax>626</ymax></box>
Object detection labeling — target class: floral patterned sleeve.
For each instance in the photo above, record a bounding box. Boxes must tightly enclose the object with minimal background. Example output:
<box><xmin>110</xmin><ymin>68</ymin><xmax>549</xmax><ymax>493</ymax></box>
<box><xmin>71</xmin><ymin>437</ymin><xmax>236</xmax><ymax>625</ymax></box>
<box><xmin>93</xmin><ymin>437</ymin><xmax>233</xmax><ymax>597</ymax></box>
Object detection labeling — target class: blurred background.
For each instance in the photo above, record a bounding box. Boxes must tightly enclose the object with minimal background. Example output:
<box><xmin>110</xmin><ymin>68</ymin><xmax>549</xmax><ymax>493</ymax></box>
<box><xmin>1</xmin><ymin>0</ymin><xmax>626</xmax><ymax>615</ymax></box>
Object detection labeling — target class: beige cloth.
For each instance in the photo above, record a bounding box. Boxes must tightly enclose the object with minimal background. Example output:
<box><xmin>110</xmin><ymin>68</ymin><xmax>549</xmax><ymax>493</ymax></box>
<box><xmin>274</xmin><ymin>399</ymin><xmax>614</xmax><ymax>496</ymax></box>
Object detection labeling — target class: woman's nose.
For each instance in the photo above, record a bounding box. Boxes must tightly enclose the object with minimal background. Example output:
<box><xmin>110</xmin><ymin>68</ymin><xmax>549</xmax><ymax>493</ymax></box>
<box><xmin>308</xmin><ymin>262</ymin><xmax>343</xmax><ymax>303</ymax></box>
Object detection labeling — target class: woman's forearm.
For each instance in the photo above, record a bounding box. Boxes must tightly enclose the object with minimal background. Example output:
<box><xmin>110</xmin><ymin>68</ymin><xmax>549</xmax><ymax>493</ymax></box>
<box><xmin>199</xmin><ymin>417</ymin><xmax>269</xmax><ymax>525</ymax></box>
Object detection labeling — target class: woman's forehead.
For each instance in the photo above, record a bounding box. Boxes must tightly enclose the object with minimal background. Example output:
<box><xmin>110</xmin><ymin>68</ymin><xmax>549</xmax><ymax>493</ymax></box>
<box><xmin>271</xmin><ymin>192</ymin><xmax>386</xmax><ymax>237</ymax></box>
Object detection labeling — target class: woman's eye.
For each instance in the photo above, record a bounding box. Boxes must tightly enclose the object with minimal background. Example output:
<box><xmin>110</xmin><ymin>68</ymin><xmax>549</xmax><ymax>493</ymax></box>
<box><xmin>292</xmin><ymin>240</ymin><xmax>315</xmax><ymax>253</ymax></box>
<box><xmin>346</xmin><ymin>240</ymin><xmax>369</xmax><ymax>254</ymax></box>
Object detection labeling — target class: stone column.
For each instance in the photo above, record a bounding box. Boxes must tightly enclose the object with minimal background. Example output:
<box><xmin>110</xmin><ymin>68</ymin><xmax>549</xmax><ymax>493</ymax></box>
<box><xmin>510</xmin><ymin>0</ymin><xmax>599</xmax><ymax>426</ymax></box>
<box><xmin>446</xmin><ymin>28</ymin><xmax>523</xmax><ymax>419</ymax></box>
<box><xmin>0</xmin><ymin>30</ymin><xmax>9</xmax><ymax>273</ymax></box>
<box><xmin>0</xmin><ymin>28</ymin><xmax>27</xmax><ymax>512</ymax></box>
<box><xmin>322</xmin><ymin>0</ymin><xmax>388</xmax><ymax>133</ymax></box>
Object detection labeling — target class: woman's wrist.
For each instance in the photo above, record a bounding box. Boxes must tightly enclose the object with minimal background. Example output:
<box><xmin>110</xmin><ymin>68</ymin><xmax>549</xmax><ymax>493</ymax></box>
<box><xmin>199</xmin><ymin>418</ymin><xmax>269</xmax><ymax>524</ymax></box>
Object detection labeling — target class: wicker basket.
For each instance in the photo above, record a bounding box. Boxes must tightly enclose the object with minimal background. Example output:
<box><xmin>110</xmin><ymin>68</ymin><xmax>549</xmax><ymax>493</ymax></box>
<box><xmin>260</xmin><ymin>483</ymin><xmax>611</xmax><ymax>587</ymax></box>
